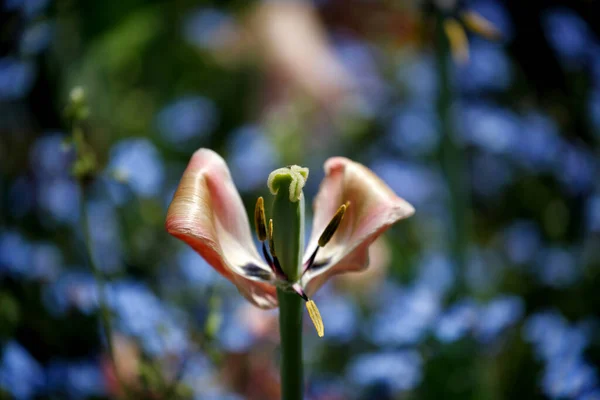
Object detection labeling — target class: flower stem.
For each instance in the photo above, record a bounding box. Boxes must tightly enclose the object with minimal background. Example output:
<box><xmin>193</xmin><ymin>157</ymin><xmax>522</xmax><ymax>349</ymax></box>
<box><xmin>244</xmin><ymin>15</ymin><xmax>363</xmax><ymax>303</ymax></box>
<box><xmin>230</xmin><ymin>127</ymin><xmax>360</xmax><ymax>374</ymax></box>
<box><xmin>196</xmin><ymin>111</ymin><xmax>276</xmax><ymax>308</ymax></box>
<box><xmin>435</xmin><ymin>12</ymin><xmax>470</xmax><ymax>290</ymax></box>
<box><xmin>79</xmin><ymin>187</ymin><xmax>121</xmax><ymax>386</ymax></box>
<box><xmin>277</xmin><ymin>287</ymin><xmax>304</xmax><ymax>400</ymax></box>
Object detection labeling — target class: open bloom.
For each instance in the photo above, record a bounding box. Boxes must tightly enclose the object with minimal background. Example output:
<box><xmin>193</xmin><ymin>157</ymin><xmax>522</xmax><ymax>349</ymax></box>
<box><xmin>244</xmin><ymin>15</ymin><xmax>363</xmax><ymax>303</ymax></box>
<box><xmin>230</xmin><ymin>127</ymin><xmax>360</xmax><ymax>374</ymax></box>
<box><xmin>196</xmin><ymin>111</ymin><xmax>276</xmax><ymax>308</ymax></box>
<box><xmin>166</xmin><ymin>149</ymin><xmax>414</xmax><ymax>332</ymax></box>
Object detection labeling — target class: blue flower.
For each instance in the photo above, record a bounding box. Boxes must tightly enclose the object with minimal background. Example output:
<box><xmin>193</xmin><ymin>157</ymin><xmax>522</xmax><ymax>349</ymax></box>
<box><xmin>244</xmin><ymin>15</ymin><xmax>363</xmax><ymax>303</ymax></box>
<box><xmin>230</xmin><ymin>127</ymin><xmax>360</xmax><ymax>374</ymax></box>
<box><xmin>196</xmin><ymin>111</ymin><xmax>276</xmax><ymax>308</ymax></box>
<box><xmin>513</xmin><ymin>112</ymin><xmax>562</xmax><ymax>172</ymax></box>
<box><xmin>37</xmin><ymin>178</ymin><xmax>81</xmax><ymax>224</ymax></box>
<box><xmin>458</xmin><ymin>38</ymin><xmax>511</xmax><ymax>93</ymax></box>
<box><xmin>181</xmin><ymin>352</ymin><xmax>211</xmax><ymax>379</ymax></box>
<box><xmin>8</xmin><ymin>176</ymin><xmax>35</xmax><ymax>218</ymax></box>
<box><xmin>178</xmin><ymin>246</ymin><xmax>219</xmax><ymax>286</ymax></box>
<box><xmin>183</xmin><ymin>8</ymin><xmax>236</xmax><ymax>51</ymax></box>
<box><xmin>542</xmin><ymin>358</ymin><xmax>598</xmax><ymax>399</ymax></box>
<box><xmin>227</xmin><ymin>125</ymin><xmax>279</xmax><ymax>192</ymax></box>
<box><xmin>218</xmin><ymin>307</ymin><xmax>255</xmax><ymax>352</ymax></box>
<box><xmin>589</xmin><ymin>90</ymin><xmax>600</xmax><ymax>133</ymax></box>
<box><xmin>20</xmin><ymin>21</ymin><xmax>53</xmax><ymax>55</ymax></box>
<box><xmin>108</xmin><ymin>138</ymin><xmax>165</xmax><ymax>199</ymax></box>
<box><xmin>415</xmin><ymin>252</ymin><xmax>455</xmax><ymax>295</ymax></box>
<box><xmin>369</xmin><ymin>286</ymin><xmax>440</xmax><ymax>346</ymax></box>
<box><xmin>107</xmin><ymin>282</ymin><xmax>190</xmax><ymax>356</ymax></box>
<box><xmin>435</xmin><ymin>299</ymin><xmax>478</xmax><ymax>343</ymax></box>
<box><xmin>396</xmin><ymin>54</ymin><xmax>438</xmax><ymax>103</ymax></box>
<box><xmin>30</xmin><ymin>242</ymin><xmax>63</xmax><ymax>281</ymax></box>
<box><xmin>586</xmin><ymin>195</ymin><xmax>600</xmax><ymax>232</ymax></box>
<box><xmin>535</xmin><ymin>247</ymin><xmax>579</xmax><ymax>289</ymax></box>
<box><xmin>156</xmin><ymin>96</ymin><xmax>217</xmax><ymax>146</ymax></box>
<box><xmin>334</xmin><ymin>38</ymin><xmax>388</xmax><ymax>115</ymax></box>
<box><xmin>87</xmin><ymin>200</ymin><xmax>123</xmax><ymax>273</ymax></box>
<box><xmin>4</xmin><ymin>0</ymin><xmax>50</xmax><ymax>17</ymax></box>
<box><xmin>46</xmin><ymin>359</ymin><xmax>106</xmax><ymax>399</ymax></box>
<box><xmin>0</xmin><ymin>57</ymin><xmax>35</xmax><ymax>100</ymax></box>
<box><xmin>524</xmin><ymin>311</ymin><xmax>589</xmax><ymax>362</ymax></box>
<box><xmin>524</xmin><ymin>311</ymin><xmax>599</xmax><ymax>397</ymax></box>
<box><xmin>502</xmin><ymin>220</ymin><xmax>541</xmax><ymax>265</ymax></box>
<box><xmin>308</xmin><ymin>376</ymin><xmax>348</xmax><ymax>400</ymax></box>
<box><xmin>369</xmin><ymin>159</ymin><xmax>445</xmax><ymax>208</ymax></box>
<box><xmin>475</xmin><ymin>295</ymin><xmax>524</xmax><ymax>342</ymax></box>
<box><xmin>579</xmin><ymin>390</ymin><xmax>600</xmax><ymax>400</ymax></box>
<box><xmin>316</xmin><ymin>294</ymin><xmax>358</xmax><ymax>343</ymax></box>
<box><xmin>0</xmin><ymin>341</ymin><xmax>44</xmax><ymax>400</ymax></box>
<box><xmin>388</xmin><ymin>104</ymin><xmax>440</xmax><ymax>157</ymax></box>
<box><xmin>554</xmin><ymin>144</ymin><xmax>596</xmax><ymax>195</ymax></box>
<box><xmin>543</xmin><ymin>8</ymin><xmax>592</xmax><ymax>63</ymax></box>
<box><xmin>29</xmin><ymin>133</ymin><xmax>72</xmax><ymax>178</ymax></box>
<box><xmin>0</xmin><ymin>230</ymin><xmax>31</xmax><ymax>277</ymax></box>
<box><xmin>347</xmin><ymin>351</ymin><xmax>423</xmax><ymax>393</ymax></box>
<box><xmin>471</xmin><ymin>152</ymin><xmax>514</xmax><ymax>198</ymax></box>
<box><xmin>462</xmin><ymin>104</ymin><xmax>520</xmax><ymax>154</ymax></box>
<box><xmin>43</xmin><ymin>271</ymin><xmax>98</xmax><ymax>315</ymax></box>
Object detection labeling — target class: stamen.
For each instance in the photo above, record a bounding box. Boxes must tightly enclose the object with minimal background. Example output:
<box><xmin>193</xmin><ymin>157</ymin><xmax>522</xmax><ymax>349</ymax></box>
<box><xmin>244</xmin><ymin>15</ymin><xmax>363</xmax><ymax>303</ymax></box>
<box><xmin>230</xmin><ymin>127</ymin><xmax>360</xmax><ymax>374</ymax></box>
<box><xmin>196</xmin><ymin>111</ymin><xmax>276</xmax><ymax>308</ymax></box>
<box><xmin>292</xmin><ymin>283</ymin><xmax>324</xmax><ymax>337</ymax></box>
<box><xmin>306</xmin><ymin>300</ymin><xmax>324</xmax><ymax>338</ymax></box>
<box><xmin>267</xmin><ymin>219</ymin><xmax>287</xmax><ymax>279</ymax></box>
<box><xmin>303</xmin><ymin>247</ymin><xmax>319</xmax><ymax>273</ymax></box>
<box><xmin>318</xmin><ymin>203</ymin><xmax>348</xmax><ymax>247</ymax></box>
<box><xmin>262</xmin><ymin>242</ymin><xmax>274</xmax><ymax>269</ymax></box>
<box><xmin>254</xmin><ymin>197</ymin><xmax>267</xmax><ymax>241</ymax></box>
<box><xmin>461</xmin><ymin>11</ymin><xmax>501</xmax><ymax>40</ymax></box>
<box><xmin>443</xmin><ymin>18</ymin><xmax>469</xmax><ymax>64</ymax></box>
<box><xmin>268</xmin><ymin>219</ymin><xmax>276</xmax><ymax>257</ymax></box>
<box><xmin>302</xmin><ymin>202</ymin><xmax>349</xmax><ymax>276</ymax></box>
<box><xmin>292</xmin><ymin>283</ymin><xmax>308</xmax><ymax>301</ymax></box>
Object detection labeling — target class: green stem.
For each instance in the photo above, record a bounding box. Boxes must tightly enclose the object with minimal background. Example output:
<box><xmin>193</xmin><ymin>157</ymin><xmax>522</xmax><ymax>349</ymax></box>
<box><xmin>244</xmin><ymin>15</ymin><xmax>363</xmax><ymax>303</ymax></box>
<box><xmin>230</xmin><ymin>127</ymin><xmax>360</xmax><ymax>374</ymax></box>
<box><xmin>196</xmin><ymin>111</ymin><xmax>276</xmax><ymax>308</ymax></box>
<box><xmin>80</xmin><ymin>183</ymin><xmax>129</xmax><ymax>398</ymax></box>
<box><xmin>268</xmin><ymin>167</ymin><xmax>308</xmax><ymax>400</ymax></box>
<box><xmin>435</xmin><ymin>13</ymin><xmax>470</xmax><ymax>292</ymax></box>
<box><xmin>277</xmin><ymin>288</ymin><xmax>304</xmax><ymax>400</ymax></box>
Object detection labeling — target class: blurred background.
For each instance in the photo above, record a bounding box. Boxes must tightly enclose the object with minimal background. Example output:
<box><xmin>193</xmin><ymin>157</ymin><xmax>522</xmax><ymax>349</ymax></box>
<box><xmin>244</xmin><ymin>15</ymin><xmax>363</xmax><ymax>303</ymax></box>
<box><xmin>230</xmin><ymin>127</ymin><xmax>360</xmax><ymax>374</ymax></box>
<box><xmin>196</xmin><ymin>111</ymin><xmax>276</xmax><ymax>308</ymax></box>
<box><xmin>1</xmin><ymin>0</ymin><xmax>600</xmax><ymax>399</ymax></box>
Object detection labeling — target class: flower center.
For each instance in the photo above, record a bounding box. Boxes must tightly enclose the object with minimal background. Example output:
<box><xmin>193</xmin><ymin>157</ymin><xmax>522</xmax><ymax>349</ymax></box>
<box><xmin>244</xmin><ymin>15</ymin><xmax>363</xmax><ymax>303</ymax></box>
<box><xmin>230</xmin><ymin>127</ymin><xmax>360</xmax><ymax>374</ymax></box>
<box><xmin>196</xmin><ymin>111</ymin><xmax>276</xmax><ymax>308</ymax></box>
<box><xmin>253</xmin><ymin>188</ymin><xmax>348</xmax><ymax>338</ymax></box>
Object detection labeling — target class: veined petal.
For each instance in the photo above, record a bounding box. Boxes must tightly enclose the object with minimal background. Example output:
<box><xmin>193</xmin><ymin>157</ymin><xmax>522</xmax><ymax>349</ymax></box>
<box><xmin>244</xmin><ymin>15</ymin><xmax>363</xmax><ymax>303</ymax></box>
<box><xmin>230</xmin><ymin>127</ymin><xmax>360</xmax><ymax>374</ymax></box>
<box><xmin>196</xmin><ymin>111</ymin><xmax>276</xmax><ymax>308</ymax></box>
<box><xmin>166</xmin><ymin>149</ymin><xmax>277</xmax><ymax>308</ymax></box>
<box><xmin>302</xmin><ymin>157</ymin><xmax>414</xmax><ymax>296</ymax></box>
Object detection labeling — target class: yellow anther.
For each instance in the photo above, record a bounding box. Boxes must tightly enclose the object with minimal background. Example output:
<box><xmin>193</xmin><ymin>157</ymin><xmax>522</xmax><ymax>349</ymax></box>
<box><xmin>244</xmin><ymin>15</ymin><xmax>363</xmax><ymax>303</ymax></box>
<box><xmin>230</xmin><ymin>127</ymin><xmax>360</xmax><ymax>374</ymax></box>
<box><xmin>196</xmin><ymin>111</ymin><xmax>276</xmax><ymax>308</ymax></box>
<box><xmin>254</xmin><ymin>197</ymin><xmax>267</xmax><ymax>241</ymax></box>
<box><xmin>268</xmin><ymin>219</ymin><xmax>276</xmax><ymax>256</ymax></box>
<box><xmin>461</xmin><ymin>11</ymin><xmax>501</xmax><ymax>40</ymax></box>
<box><xmin>443</xmin><ymin>18</ymin><xmax>470</xmax><ymax>64</ymax></box>
<box><xmin>318</xmin><ymin>203</ymin><xmax>348</xmax><ymax>247</ymax></box>
<box><xmin>306</xmin><ymin>300</ymin><xmax>324</xmax><ymax>338</ymax></box>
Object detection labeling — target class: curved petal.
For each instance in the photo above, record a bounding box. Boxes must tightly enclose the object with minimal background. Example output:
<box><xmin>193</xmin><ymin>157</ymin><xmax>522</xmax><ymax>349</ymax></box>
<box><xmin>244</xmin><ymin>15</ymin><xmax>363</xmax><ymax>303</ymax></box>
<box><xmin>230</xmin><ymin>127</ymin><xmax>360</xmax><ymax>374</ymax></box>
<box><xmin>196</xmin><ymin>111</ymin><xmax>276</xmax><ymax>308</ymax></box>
<box><xmin>302</xmin><ymin>157</ymin><xmax>415</xmax><ymax>296</ymax></box>
<box><xmin>166</xmin><ymin>149</ymin><xmax>277</xmax><ymax>308</ymax></box>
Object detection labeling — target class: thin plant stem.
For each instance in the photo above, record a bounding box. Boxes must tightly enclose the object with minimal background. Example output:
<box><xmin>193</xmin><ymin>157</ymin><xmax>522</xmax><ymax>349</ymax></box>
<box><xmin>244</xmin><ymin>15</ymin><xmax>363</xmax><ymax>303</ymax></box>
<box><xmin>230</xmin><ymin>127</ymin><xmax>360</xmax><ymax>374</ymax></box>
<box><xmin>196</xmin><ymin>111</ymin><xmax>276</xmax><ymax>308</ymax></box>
<box><xmin>435</xmin><ymin>12</ymin><xmax>470</xmax><ymax>291</ymax></box>
<box><xmin>277</xmin><ymin>288</ymin><xmax>304</xmax><ymax>400</ymax></box>
<box><xmin>76</xmin><ymin>155</ymin><xmax>129</xmax><ymax>399</ymax></box>
<box><xmin>79</xmin><ymin>188</ymin><xmax>119</xmax><ymax>375</ymax></box>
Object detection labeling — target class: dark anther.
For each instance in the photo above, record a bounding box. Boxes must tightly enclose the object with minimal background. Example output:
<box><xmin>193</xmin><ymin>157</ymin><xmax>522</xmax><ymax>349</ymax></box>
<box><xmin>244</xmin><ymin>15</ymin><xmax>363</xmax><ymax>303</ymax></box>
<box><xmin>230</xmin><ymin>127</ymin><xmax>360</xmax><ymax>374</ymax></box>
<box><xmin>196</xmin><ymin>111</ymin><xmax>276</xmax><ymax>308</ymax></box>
<box><xmin>302</xmin><ymin>202</ymin><xmax>348</xmax><ymax>276</ymax></box>
<box><xmin>318</xmin><ymin>203</ymin><xmax>347</xmax><ymax>247</ymax></box>
<box><xmin>254</xmin><ymin>197</ymin><xmax>267</xmax><ymax>241</ymax></box>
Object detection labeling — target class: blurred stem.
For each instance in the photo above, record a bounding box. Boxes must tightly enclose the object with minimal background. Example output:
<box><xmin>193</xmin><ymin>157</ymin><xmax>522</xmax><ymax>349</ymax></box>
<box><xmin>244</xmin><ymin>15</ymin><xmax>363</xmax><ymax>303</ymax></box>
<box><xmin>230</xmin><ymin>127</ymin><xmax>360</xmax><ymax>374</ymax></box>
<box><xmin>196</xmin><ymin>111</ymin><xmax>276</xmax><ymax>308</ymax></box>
<box><xmin>79</xmin><ymin>186</ymin><xmax>125</xmax><ymax>393</ymax></box>
<box><xmin>269</xmin><ymin>170</ymin><xmax>306</xmax><ymax>400</ymax></box>
<box><xmin>277</xmin><ymin>288</ymin><xmax>303</xmax><ymax>400</ymax></box>
<box><xmin>435</xmin><ymin>13</ymin><xmax>470</xmax><ymax>290</ymax></box>
<box><xmin>74</xmin><ymin>140</ymin><xmax>129</xmax><ymax>399</ymax></box>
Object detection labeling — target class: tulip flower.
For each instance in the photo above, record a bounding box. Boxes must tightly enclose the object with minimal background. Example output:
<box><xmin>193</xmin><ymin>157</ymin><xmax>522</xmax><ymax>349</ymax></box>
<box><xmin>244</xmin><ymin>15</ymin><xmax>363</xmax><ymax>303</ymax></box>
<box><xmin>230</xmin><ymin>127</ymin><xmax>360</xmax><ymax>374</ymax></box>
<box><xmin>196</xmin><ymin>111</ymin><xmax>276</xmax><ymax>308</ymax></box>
<box><xmin>166</xmin><ymin>148</ymin><xmax>414</xmax><ymax>399</ymax></box>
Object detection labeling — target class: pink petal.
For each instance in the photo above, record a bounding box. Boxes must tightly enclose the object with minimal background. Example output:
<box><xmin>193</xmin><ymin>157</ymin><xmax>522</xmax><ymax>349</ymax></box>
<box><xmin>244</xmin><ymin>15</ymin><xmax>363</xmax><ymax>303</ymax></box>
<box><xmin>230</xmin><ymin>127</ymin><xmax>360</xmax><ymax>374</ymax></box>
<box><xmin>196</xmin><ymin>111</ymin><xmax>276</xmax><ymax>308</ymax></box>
<box><xmin>166</xmin><ymin>149</ymin><xmax>277</xmax><ymax>308</ymax></box>
<box><xmin>252</xmin><ymin>1</ymin><xmax>356</xmax><ymax>106</ymax></box>
<box><xmin>302</xmin><ymin>157</ymin><xmax>414</xmax><ymax>296</ymax></box>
